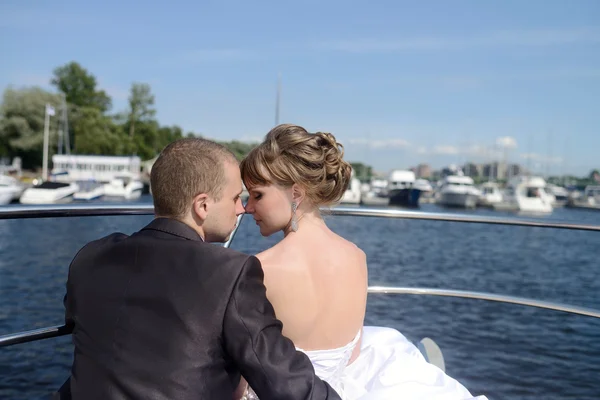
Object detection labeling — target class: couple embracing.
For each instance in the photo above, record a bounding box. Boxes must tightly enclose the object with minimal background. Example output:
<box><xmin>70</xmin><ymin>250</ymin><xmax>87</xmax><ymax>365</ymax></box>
<box><xmin>56</xmin><ymin>124</ymin><xmax>486</xmax><ymax>399</ymax></box>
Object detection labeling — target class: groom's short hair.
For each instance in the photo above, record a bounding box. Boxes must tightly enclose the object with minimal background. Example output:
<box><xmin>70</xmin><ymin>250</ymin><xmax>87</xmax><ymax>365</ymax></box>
<box><xmin>151</xmin><ymin>137</ymin><xmax>237</xmax><ymax>218</ymax></box>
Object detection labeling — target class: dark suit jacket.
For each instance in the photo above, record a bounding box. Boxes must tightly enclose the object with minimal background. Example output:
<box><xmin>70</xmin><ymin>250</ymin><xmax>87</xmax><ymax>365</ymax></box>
<box><xmin>58</xmin><ymin>218</ymin><xmax>340</xmax><ymax>400</ymax></box>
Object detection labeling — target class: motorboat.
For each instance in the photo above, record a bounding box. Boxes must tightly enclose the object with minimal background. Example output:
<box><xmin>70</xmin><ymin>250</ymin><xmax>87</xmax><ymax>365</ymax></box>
<box><xmin>19</xmin><ymin>181</ymin><xmax>79</xmax><ymax>204</ymax></box>
<box><xmin>73</xmin><ymin>181</ymin><xmax>105</xmax><ymax>201</ymax></box>
<box><xmin>387</xmin><ymin>170</ymin><xmax>425</xmax><ymax>207</ymax></box>
<box><xmin>477</xmin><ymin>182</ymin><xmax>503</xmax><ymax>208</ymax></box>
<box><xmin>340</xmin><ymin>171</ymin><xmax>362</xmax><ymax>205</ymax></box>
<box><xmin>437</xmin><ymin>175</ymin><xmax>481</xmax><ymax>208</ymax></box>
<box><xmin>0</xmin><ymin>175</ymin><xmax>25</xmax><ymax>205</ymax></box>
<box><xmin>103</xmin><ymin>174</ymin><xmax>144</xmax><ymax>200</ymax></box>
<box><xmin>495</xmin><ymin>176</ymin><xmax>553</xmax><ymax>214</ymax></box>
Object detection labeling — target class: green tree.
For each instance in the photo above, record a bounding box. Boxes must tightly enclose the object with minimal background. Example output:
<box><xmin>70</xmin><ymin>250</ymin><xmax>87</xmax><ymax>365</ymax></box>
<box><xmin>130</xmin><ymin>120</ymin><xmax>161</xmax><ymax>159</ymax></box>
<box><xmin>51</xmin><ymin>62</ymin><xmax>115</xmax><ymax>153</ymax></box>
<box><xmin>156</xmin><ymin>125</ymin><xmax>184</xmax><ymax>151</ymax></box>
<box><xmin>0</xmin><ymin>87</ymin><xmax>62</xmax><ymax>168</ymax></box>
<box><xmin>127</xmin><ymin>83</ymin><xmax>156</xmax><ymax>139</ymax></box>
<box><xmin>51</xmin><ymin>62</ymin><xmax>111</xmax><ymax>112</ymax></box>
<box><xmin>219</xmin><ymin>140</ymin><xmax>258</xmax><ymax>160</ymax></box>
<box><xmin>70</xmin><ymin>107</ymin><xmax>125</xmax><ymax>155</ymax></box>
<box><xmin>350</xmin><ymin>162</ymin><xmax>373</xmax><ymax>181</ymax></box>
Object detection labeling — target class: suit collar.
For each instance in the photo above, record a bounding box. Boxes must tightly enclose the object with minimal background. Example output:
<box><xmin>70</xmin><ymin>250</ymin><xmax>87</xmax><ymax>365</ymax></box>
<box><xmin>142</xmin><ymin>217</ymin><xmax>205</xmax><ymax>242</ymax></box>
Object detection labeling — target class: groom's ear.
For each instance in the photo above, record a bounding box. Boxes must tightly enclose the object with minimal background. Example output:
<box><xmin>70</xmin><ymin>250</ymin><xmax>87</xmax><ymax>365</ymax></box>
<box><xmin>291</xmin><ymin>184</ymin><xmax>305</xmax><ymax>205</ymax></box>
<box><xmin>192</xmin><ymin>193</ymin><xmax>210</xmax><ymax>221</ymax></box>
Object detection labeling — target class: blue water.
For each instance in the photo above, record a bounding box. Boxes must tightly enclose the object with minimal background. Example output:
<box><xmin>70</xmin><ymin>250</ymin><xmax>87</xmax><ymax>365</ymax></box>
<box><xmin>1</xmin><ymin>197</ymin><xmax>599</xmax><ymax>399</ymax></box>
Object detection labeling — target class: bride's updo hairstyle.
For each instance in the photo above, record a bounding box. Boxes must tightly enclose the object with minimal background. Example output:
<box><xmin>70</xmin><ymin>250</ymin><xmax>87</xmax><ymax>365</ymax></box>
<box><xmin>241</xmin><ymin>124</ymin><xmax>353</xmax><ymax>207</ymax></box>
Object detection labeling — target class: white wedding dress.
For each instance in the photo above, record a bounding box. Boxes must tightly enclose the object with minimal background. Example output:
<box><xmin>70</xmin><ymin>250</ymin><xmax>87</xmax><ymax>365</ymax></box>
<box><xmin>246</xmin><ymin>326</ymin><xmax>488</xmax><ymax>400</ymax></box>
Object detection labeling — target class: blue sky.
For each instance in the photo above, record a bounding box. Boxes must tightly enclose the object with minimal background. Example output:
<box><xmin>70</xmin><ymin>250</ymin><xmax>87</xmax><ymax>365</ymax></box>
<box><xmin>1</xmin><ymin>0</ymin><xmax>599</xmax><ymax>176</ymax></box>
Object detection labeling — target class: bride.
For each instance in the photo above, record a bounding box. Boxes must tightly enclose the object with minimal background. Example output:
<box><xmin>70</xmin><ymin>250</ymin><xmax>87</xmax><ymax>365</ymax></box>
<box><xmin>238</xmin><ymin>124</ymin><xmax>487</xmax><ymax>400</ymax></box>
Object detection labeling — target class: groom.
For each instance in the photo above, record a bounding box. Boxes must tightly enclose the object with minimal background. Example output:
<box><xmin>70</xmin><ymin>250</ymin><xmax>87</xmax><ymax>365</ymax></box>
<box><xmin>57</xmin><ymin>138</ymin><xmax>340</xmax><ymax>399</ymax></box>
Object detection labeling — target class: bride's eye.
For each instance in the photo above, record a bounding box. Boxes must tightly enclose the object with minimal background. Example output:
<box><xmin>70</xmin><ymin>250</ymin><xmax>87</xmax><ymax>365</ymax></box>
<box><xmin>254</xmin><ymin>193</ymin><xmax>262</xmax><ymax>200</ymax></box>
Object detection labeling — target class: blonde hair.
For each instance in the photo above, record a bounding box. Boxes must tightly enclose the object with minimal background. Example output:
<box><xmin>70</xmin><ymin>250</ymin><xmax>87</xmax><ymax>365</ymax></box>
<box><xmin>151</xmin><ymin>138</ymin><xmax>236</xmax><ymax>218</ymax></box>
<box><xmin>240</xmin><ymin>124</ymin><xmax>352</xmax><ymax>206</ymax></box>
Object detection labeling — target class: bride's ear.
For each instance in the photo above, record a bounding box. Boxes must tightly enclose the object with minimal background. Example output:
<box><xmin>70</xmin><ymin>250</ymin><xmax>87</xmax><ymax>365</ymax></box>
<box><xmin>291</xmin><ymin>184</ymin><xmax>305</xmax><ymax>206</ymax></box>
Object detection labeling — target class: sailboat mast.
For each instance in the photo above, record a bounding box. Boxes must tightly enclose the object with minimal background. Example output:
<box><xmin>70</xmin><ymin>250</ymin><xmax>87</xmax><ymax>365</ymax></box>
<box><xmin>274</xmin><ymin>73</ymin><xmax>281</xmax><ymax>126</ymax></box>
<box><xmin>63</xmin><ymin>95</ymin><xmax>70</xmax><ymax>154</ymax></box>
<box><xmin>56</xmin><ymin>94</ymin><xmax>70</xmax><ymax>155</ymax></box>
<box><xmin>42</xmin><ymin>105</ymin><xmax>52</xmax><ymax>181</ymax></box>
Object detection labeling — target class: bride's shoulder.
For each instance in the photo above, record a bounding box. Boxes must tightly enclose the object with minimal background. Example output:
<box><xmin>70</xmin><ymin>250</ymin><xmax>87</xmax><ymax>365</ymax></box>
<box><xmin>254</xmin><ymin>240</ymin><xmax>293</xmax><ymax>269</ymax></box>
<box><xmin>334</xmin><ymin>234</ymin><xmax>367</xmax><ymax>261</ymax></box>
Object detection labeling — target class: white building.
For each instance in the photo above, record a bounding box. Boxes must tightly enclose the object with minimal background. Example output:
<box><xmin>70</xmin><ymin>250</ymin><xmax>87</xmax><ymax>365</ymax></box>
<box><xmin>51</xmin><ymin>154</ymin><xmax>141</xmax><ymax>183</ymax></box>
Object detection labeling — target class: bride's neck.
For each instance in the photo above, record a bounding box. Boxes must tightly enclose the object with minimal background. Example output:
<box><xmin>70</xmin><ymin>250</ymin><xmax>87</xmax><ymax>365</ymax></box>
<box><xmin>283</xmin><ymin>207</ymin><xmax>325</xmax><ymax>237</ymax></box>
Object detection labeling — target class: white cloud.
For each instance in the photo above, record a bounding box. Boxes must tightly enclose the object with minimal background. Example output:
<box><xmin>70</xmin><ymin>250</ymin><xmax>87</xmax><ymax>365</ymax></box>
<box><xmin>0</xmin><ymin>9</ymin><xmax>92</xmax><ymax>29</ymax></box>
<box><xmin>463</xmin><ymin>144</ymin><xmax>492</xmax><ymax>157</ymax></box>
<box><xmin>179</xmin><ymin>49</ymin><xmax>253</xmax><ymax>63</ymax></box>
<box><xmin>320</xmin><ymin>27</ymin><xmax>600</xmax><ymax>53</ymax></box>
<box><xmin>415</xmin><ymin>143</ymin><xmax>501</xmax><ymax>158</ymax></box>
<box><xmin>11</xmin><ymin>73</ymin><xmax>52</xmax><ymax>88</ymax></box>
<box><xmin>416</xmin><ymin>146</ymin><xmax>428</xmax><ymax>155</ymax></box>
<box><xmin>347</xmin><ymin>138</ymin><xmax>410</xmax><ymax>149</ymax></box>
<box><xmin>520</xmin><ymin>153</ymin><xmax>563</xmax><ymax>164</ymax></box>
<box><xmin>237</xmin><ymin>135</ymin><xmax>263</xmax><ymax>143</ymax></box>
<box><xmin>432</xmin><ymin>145</ymin><xmax>460</xmax><ymax>155</ymax></box>
<box><xmin>496</xmin><ymin>136</ymin><xmax>518</xmax><ymax>149</ymax></box>
<box><xmin>440</xmin><ymin>76</ymin><xmax>482</xmax><ymax>90</ymax></box>
<box><xmin>103</xmin><ymin>85</ymin><xmax>129</xmax><ymax>101</ymax></box>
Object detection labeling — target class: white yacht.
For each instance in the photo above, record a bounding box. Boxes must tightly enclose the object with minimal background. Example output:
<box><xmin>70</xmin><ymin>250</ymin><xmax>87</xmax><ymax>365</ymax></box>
<box><xmin>368</xmin><ymin>178</ymin><xmax>388</xmax><ymax>197</ymax></box>
<box><xmin>340</xmin><ymin>172</ymin><xmax>362</xmax><ymax>205</ymax></box>
<box><xmin>569</xmin><ymin>185</ymin><xmax>600</xmax><ymax>208</ymax></box>
<box><xmin>73</xmin><ymin>181</ymin><xmax>105</xmax><ymax>201</ymax></box>
<box><xmin>360</xmin><ymin>178</ymin><xmax>389</xmax><ymax>206</ymax></box>
<box><xmin>0</xmin><ymin>186</ymin><xmax>13</xmax><ymax>205</ymax></box>
<box><xmin>0</xmin><ymin>175</ymin><xmax>25</xmax><ymax>205</ymax></box>
<box><xmin>477</xmin><ymin>182</ymin><xmax>503</xmax><ymax>207</ymax></box>
<box><xmin>387</xmin><ymin>170</ymin><xmax>415</xmax><ymax>191</ymax></box>
<box><xmin>103</xmin><ymin>174</ymin><xmax>144</xmax><ymax>200</ymax></box>
<box><xmin>386</xmin><ymin>170</ymin><xmax>429</xmax><ymax>207</ymax></box>
<box><xmin>438</xmin><ymin>175</ymin><xmax>481</xmax><ymax>208</ymax></box>
<box><xmin>496</xmin><ymin>176</ymin><xmax>553</xmax><ymax>214</ymax></box>
<box><xmin>413</xmin><ymin>178</ymin><xmax>433</xmax><ymax>194</ymax></box>
<box><xmin>19</xmin><ymin>181</ymin><xmax>79</xmax><ymax>204</ymax></box>
<box><xmin>583</xmin><ymin>185</ymin><xmax>600</xmax><ymax>205</ymax></box>
<box><xmin>546</xmin><ymin>184</ymin><xmax>569</xmax><ymax>206</ymax></box>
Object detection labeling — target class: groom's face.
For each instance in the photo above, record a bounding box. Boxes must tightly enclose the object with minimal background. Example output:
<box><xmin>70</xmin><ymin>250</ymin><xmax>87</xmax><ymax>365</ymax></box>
<box><xmin>203</xmin><ymin>161</ymin><xmax>245</xmax><ymax>242</ymax></box>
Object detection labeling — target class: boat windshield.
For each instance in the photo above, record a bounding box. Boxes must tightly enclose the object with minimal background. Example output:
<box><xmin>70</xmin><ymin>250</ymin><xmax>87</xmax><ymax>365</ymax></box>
<box><xmin>35</xmin><ymin>182</ymin><xmax>71</xmax><ymax>190</ymax></box>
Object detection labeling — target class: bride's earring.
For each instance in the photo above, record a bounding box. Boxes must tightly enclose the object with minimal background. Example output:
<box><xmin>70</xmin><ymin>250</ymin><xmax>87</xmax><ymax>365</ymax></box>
<box><xmin>291</xmin><ymin>202</ymin><xmax>299</xmax><ymax>232</ymax></box>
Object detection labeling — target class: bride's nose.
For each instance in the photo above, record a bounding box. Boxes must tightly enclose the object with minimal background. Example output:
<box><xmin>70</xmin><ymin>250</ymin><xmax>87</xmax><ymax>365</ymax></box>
<box><xmin>244</xmin><ymin>202</ymin><xmax>254</xmax><ymax>214</ymax></box>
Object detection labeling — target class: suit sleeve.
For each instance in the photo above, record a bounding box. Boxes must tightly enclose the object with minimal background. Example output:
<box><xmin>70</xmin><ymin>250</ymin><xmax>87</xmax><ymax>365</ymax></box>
<box><xmin>64</xmin><ymin>260</ymin><xmax>76</xmax><ymax>329</ymax></box>
<box><xmin>63</xmin><ymin>240</ymin><xmax>97</xmax><ymax>329</ymax></box>
<box><xmin>223</xmin><ymin>256</ymin><xmax>341</xmax><ymax>400</ymax></box>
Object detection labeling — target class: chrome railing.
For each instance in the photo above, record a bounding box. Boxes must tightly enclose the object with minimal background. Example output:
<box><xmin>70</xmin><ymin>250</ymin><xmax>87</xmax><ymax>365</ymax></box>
<box><xmin>2</xmin><ymin>287</ymin><xmax>599</xmax><ymax>347</ymax></box>
<box><xmin>368</xmin><ymin>287</ymin><xmax>600</xmax><ymax>318</ymax></box>
<box><xmin>2</xmin><ymin>204</ymin><xmax>600</xmax><ymax>232</ymax></box>
<box><xmin>0</xmin><ymin>203</ymin><xmax>155</xmax><ymax>220</ymax></box>
<box><xmin>1</xmin><ymin>204</ymin><xmax>599</xmax><ymax>348</ymax></box>
<box><xmin>0</xmin><ymin>324</ymin><xmax>71</xmax><ymax>347</ymax></box>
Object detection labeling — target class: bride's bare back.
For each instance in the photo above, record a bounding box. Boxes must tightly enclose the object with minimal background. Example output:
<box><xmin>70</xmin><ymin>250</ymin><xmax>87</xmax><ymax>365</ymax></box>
<box><xmin>240</xmin><ymin>124</ymin><xmax>367</xmax><ymax>368</ymax></box>
<box><xmin>257</xmin><ymin>219</ymin><xmax>368</xmax><ymax>352</ymax></box>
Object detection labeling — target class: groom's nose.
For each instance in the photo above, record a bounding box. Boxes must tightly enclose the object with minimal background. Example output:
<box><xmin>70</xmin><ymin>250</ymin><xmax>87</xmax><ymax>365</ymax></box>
<box><xmin>235</xmin><ymin>198</ymin><xmax>245</xmax><ymax>216</ymax></box>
